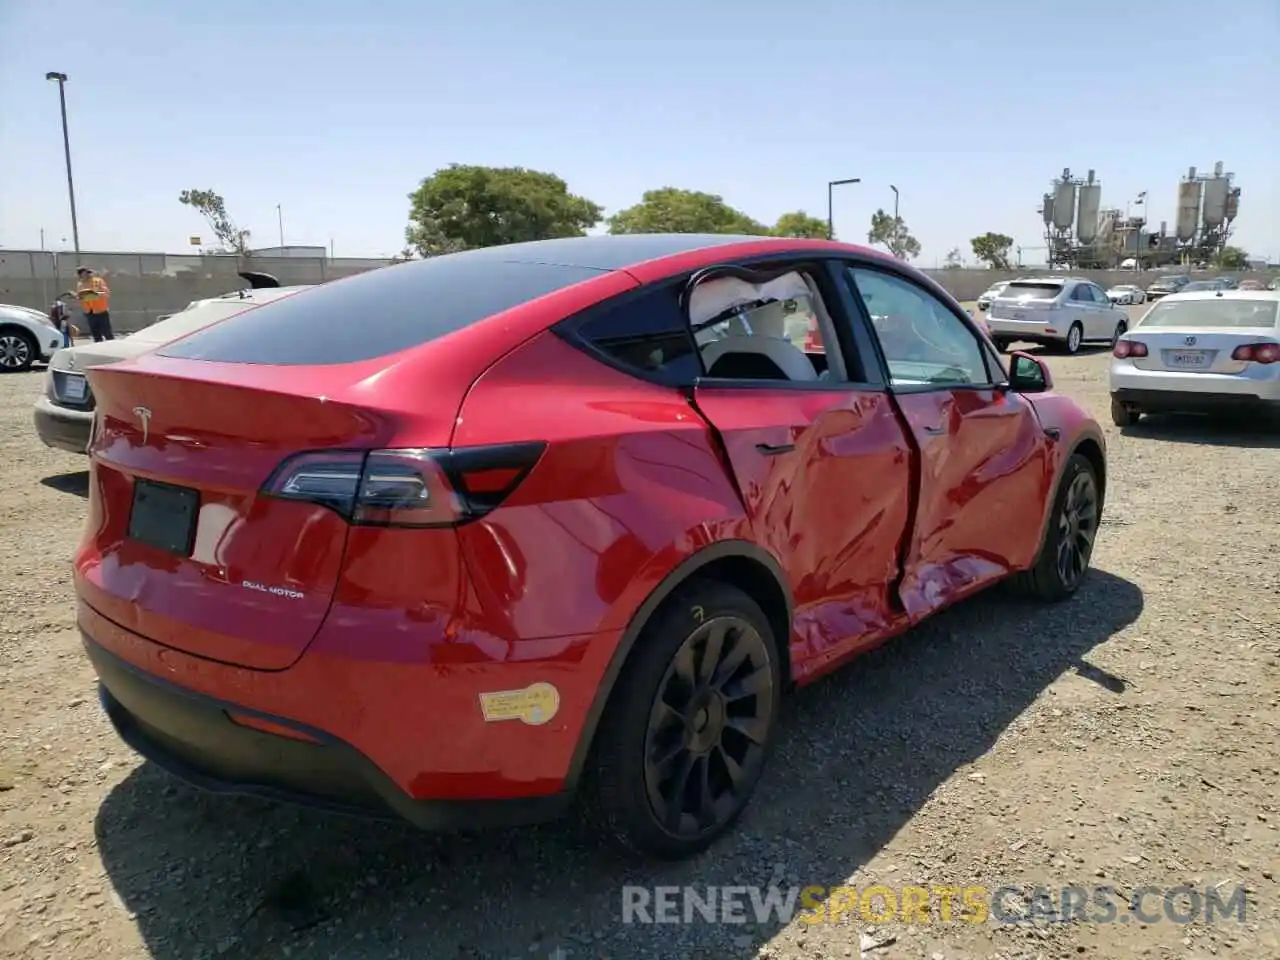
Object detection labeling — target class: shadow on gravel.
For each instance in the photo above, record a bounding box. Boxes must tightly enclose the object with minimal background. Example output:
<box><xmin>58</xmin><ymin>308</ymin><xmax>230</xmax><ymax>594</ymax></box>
<box><xmin>1121</xmin><ymin>414</ymin><xmax>1280</xmax><ymax>449</ymax></box>
<box><xmin>40</xmin><ymin>470</ymin><xmax>90</xmax><ymax>498</ymax></box>
<box><xmin>94</xmin><ymin>569</ymin><xmax>1143</xmax><ymax>960</ymax></box>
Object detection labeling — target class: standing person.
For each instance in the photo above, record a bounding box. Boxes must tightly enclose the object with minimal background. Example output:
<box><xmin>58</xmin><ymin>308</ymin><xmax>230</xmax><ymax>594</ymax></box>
<box><xmin>49</xmin><ymin>298</ymin><xmax>74</xmax><ymax>347</ymax></box>
<box><xmin>74</xmin><ymin>266</ymin><xmax>114</xmax><ymax>342</ymax></box>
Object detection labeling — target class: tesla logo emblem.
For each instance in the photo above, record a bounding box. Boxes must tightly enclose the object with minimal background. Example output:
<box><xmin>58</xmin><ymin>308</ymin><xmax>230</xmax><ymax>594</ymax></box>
<box><xmin>1184</xmin><ymin>335</ymin><xmax>1197</xmax><ymax>346</ymax></box>
<box><xmin>66</xmin><ymin>354</ymin><xmax>76</xmax><ymax>370</ymax></box>
<box><xmin>133</xmin><ymin>406</ymin><xmax>152</xmax><ymax>444</ymax></box>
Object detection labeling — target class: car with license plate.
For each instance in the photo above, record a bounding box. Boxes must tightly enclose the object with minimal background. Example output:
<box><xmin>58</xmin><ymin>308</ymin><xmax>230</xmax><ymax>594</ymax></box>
<box><xmin>0</xmin><ymin>303</ymin><xmax>66</xmax><ymax>373</ymax></box>
<box><xmin>1105</xmin><ymin>284</ymin><xmax>1145</xmax><ymax>305</ymax></box>
<box><xmin>34</xmin><ymin>285</ymin><xmax>310</xmax><ymax>454</ymax></box>
<box><xmin>1109</xmin><ymin>290</ymin><xmax>1280</xmax><ymax>426</ymax></box>
<box><xmin>986</xmin><ymin>277</ymin><xmax>1130</xmax><ymax>354</ymax></box>
<box><xmin>1145</xmin><ymin>274</ymin><xmax>1191</xmax><ymax>301</ymax></box>
<box><xmin>77</xmin><ymin>234</ymin><xmax>1106</xmax><ymax>860</ymax></box>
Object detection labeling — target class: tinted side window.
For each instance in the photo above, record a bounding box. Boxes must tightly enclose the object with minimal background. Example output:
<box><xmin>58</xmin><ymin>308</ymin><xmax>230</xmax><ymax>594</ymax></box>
<box><xmin>160</xmin><ymin>254</ymin><xmax>608</xmax><ymax>366</ymax></box>
<box><xmin>568</xmin><ymin>286</ymin><xmax>701</xmax><ymax>384</ymax></box>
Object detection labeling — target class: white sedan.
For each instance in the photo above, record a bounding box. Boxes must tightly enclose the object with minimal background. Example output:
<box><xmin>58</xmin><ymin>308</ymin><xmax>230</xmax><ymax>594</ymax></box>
<box><xmin>1106</xmin><ymin>284</ymin><xmax>1146</xmax><ymax>305</ymax></box>
<box><xmin>1109</xmin><ymin>290</ymin><xmax>1280</xmax><ymax>426</ymax></box>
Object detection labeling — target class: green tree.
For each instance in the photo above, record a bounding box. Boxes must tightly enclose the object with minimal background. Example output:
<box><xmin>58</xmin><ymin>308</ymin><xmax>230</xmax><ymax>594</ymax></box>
<box><xmin>970</xmin><ymin>232</ymin><xmax>1014</xmax><ymax>269</ymax></box>
<box><xmin>943</xmin><ymin>247</ymin><xmax>964</xmax><ymax>269</ymax></box>
<box><xmin>772</xmin><ymin>210</ymin><xmax>829</xmax><ymax>239</ymax></box>
<box><xmin>867</xmin><ymin>209</ymin><xmax>921</xmax><ymax>260</ymax></box>
<box><xmin>406</xmin><ymin>165</ymin><xmax>602</xmax><ymax>256</ymax></box>
<box><xmin>179</xmin><ymin>189</ymin><xmax>250</xmax><ymax>254</ymax></box>
<box><xmin>608</xmin><ymin>188</ymin><xmax>769</xmax><ymax>235</ymax></box>
<box><xmin>1214</xmin><ymin>245</ymin><xmax>1249</xmax><ymax>270</ymax></box>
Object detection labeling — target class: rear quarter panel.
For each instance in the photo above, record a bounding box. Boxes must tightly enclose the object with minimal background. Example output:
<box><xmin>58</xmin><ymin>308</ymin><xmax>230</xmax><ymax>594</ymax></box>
<box><xmin>450</xmin><ymin>330</ymin><xmax>754</xmax><ymax>643</ymax></box>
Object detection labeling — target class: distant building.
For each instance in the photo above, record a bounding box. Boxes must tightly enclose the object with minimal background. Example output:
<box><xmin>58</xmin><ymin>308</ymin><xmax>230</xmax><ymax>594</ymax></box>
<box><xmin>248</xmin><ymin>245</ymin><xmax>328</xmax><ymax>258</ymax></box>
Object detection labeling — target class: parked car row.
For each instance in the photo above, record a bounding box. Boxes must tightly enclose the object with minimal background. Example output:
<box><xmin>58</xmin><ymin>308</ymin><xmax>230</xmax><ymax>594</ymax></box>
<box><xmin>41</xmin><ymin>233</ymin><xmax>1111</xmax><ymax>861</ymax></box>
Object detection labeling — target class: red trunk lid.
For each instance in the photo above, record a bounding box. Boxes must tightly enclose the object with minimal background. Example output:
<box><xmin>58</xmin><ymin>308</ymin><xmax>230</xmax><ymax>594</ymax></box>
<box><xmin>76</xmin><ymin>355</ymin><xmax>455</xmax><ymax>670</ymax></box>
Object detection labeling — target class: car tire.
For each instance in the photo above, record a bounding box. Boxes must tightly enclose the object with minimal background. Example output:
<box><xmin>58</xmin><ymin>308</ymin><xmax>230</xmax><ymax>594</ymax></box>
<box><xmin>1110</xmin><ymin>397</ymin><xmax>1140</xmax><ymax>427</ymax></box>
<box><xmin>579</xmin><ymin>579</ymin><xmax>782</xmax><ymax>860</ymax></box>
<box><xmin>1007</xmin><ymin>452</ymin><xmax>1100</xmax><ymax>603</ymax></box>
<box><xmin>1063</xmin><ymin>322</ymin><xmax>1083</xmax><ymax>355</ymax></box>
<box><xmin>1112</xmin><ymin>319</ymin><xmax>1128</xmax><ymax>344</ymax></box>
<box><xmin>992</xmin><ymin>338</ymin><xmax>1012</xmax><ymax>353</ymax></box>
<box><xmin>0</xmin><ymin>329</ymin><xmax>38</xmax><ymax>373</ymax></box>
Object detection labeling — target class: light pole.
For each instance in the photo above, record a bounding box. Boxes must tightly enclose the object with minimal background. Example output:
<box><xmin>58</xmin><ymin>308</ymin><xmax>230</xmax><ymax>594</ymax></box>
<box><xmin>276</xmin><ymin>204</ymin><xmax>284</xmax><ymax>250</ymax></box>
<box><xmin>827</xmin><ymin>177</ymin><xmax>861</xmax><ymax>240</ymax></box>
<box><xmin>45</xmin><ymin>71</ymin><xmax>80</xmax><ymax>255</ymax></box>
<box><xmin>890</xmin><ymin>184</ymin><xmax>900</xmax><ymax>222</ymax></box>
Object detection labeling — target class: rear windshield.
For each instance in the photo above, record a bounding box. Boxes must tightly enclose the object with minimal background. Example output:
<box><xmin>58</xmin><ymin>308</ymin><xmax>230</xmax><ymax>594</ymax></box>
<box><xmin>999</xmin><ymin>282</ymin><xmax>1062</xmax><ymax>299</ymax></box>
<box><xmin>159</xmin><ymin>254</ymin><xmax>607</xmax><ymax>365</ymax></box>
<box><xmin>1138</xmin><ymin>299</ymin><xmax>1280</xmax><ymax>329</ymax></box>
<box><xmin>1180</xmin><ymin>281</ymin><xmax>1220</xmax><ymax>292</ymax></box>
<box><xmin>1150</xmin><ymin>277</ymin><xmax>1186</xmax><ymax>288</ymax></box>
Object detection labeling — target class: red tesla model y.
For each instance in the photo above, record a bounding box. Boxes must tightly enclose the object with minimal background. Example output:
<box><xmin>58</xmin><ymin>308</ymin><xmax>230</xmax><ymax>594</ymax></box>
<box><xmin>76</xmin><ymin>234</ymin><xmax>1106</xmax><ymax>859</ymax></box>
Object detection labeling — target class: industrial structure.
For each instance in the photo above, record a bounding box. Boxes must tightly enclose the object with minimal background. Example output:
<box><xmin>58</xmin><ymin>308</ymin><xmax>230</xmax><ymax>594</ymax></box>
<box><xmin>1039</xmin><ymin>163</ymin><xmax>1241</xmax><ymax>269</ymax></box>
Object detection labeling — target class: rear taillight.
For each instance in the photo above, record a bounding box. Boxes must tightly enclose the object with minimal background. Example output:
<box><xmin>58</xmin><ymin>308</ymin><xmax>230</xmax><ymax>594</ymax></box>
<box><xmin>1113</xmin><ymin>340</ymin><xmax>1148</xmax><ymax>359</ymax></box>
<box><xmin>263</xmin><ymin>442</ymin><xmax>545</xmax><ymax>527</ymax></box>
<box><xmin>1231</xmin><ymin>342</ymin><xmax>1280</xmax><ymax>364</ymax></box>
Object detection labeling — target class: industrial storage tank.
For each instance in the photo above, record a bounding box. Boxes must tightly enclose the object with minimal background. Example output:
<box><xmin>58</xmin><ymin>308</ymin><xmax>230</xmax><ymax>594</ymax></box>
<box><xmin>1042</xmin><ymin>194</ymin><xmax>1055</xmax><ymax>226</ymax></box>
<box><xmin>1202</xmin><ymin>178</ymin><xmax>1230</xmax><ymax>229</ymax></box>
<box><xmin>1052</xmin><ymin>181</ymin><xmax>1077</xmax><ymax>231</ymax></box>
<box><xmin>1176</xmin><ymin>181</ymin><xmax>1203</xmax><ymax>241</ymax></box>
<box><xmin>1225</xmin><ymin>188</ymin><xmax>1240</xmax><ymax>222</ymax></box>
<box><xmin>1076</xmin><ymin>183</ymin><xmax>1102</xmax><ymax>243</ymax></box>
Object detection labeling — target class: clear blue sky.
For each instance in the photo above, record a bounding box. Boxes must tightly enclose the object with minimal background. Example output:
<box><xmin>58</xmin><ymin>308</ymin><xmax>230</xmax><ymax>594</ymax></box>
<box><xmin>2</xmin><ymin>0</ymin><xmax>1277</xmax><ymax>264</ymax></box>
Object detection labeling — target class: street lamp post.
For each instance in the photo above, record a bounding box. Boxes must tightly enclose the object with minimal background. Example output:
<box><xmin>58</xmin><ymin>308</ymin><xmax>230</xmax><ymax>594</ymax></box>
<box><xmin>827</xmin><ymin>177</ymin><xmax>861</xmax><ymax>240</ymax></box>
<box><xmin>276</xmin><ymin>204</ymin><xmax>285</xmax><ymax>250</ymax></box>
<box><xmin>890</xmin><ymin>184</ymin><xmax>900</xmax><ymax>222</ymax></box>
<box><xmin>45</xmin><ymin>71</ymin><xmax>80</xmax><ymax>255</ymax></box>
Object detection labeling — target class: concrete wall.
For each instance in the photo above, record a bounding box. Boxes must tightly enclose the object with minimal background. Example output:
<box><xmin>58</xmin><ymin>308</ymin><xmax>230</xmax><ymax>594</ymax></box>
<box><xmin>2</xmin><ymin>249</ymin><xmax>1274</xmax><ymax>334</ymax></box>
<box><xmin>0</xmin><ymin>250</ymin><xmax>390</xmax><ymax>334</ymax></box>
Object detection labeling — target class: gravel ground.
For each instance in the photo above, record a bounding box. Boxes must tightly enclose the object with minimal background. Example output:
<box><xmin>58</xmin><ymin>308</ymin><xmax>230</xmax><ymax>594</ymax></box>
<box><xmin>1</xmin><ymin>321</ymin><xmax>1278</xmax><ymax>960</ymax></box>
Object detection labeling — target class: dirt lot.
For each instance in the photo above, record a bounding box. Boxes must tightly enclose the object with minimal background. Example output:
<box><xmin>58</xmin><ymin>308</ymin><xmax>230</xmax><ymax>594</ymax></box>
<box><xmin>1</xmin><ymin>326</ymin><xmax>1277</xmax><ymax>960</ymax></box>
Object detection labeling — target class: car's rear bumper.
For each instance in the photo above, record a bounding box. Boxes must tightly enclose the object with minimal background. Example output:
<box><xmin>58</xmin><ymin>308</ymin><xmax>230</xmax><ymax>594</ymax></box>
<box><xmin>33</xmin><ymin>396</ymin><xmax>92</xmax><ymax>454</ymax></box>
<box><xmin>1110</xmin><ymin>364</ymin><xmax>1280</xmax><ymax>401</ymax></box>
<box><xmin>78</xmin><ymin>598</ymin><xmax>617</xmax><ymax>828</ymax></box>
<box><xmin>1111</xmin><ymin>388</ymin><xmax>1280</xmax><ymax>415</ymax></box>
<box><xmin>86</xmin><ymin>636</ymin><xmax>573</xmax><ymax>829</ymax></box>
<box><xmin>985</xmin><ymin>317</ymin><xmax>1066</xmax><ymax>343</ymax></box>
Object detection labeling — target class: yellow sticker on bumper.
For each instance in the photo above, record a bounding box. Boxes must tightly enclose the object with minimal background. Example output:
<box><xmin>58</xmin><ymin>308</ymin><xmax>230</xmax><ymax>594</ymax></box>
<box><xmin>478</xmin><ymin>682</ymin><xmax>560</xmax><ymax>726</ymax></box>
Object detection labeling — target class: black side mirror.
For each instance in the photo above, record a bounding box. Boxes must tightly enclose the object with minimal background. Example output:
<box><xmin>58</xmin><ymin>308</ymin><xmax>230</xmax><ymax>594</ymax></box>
<box><xmin>1008</xmin><ymin>351</ymin><xmax>1053</xmax><ymax>393</ymax></box>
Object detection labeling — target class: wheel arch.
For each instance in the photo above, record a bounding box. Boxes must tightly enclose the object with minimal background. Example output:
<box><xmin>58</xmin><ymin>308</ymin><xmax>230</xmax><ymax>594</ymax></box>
<box><xmin>562</xmin><ymin>539</ymin><xmax>793</xmax><ymax>792</ymax></box>
<box><xmin>1028</xmin><ymin>427</ymin><xmax>1107</xmax><ymax>564</ymax></box>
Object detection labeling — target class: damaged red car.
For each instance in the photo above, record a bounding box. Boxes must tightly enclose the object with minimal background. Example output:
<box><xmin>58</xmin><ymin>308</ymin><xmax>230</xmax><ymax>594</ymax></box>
<box><xmin>76</xmin><ymin>234</ymin><xmax>1106</xmax><ymax>860</ymax></box>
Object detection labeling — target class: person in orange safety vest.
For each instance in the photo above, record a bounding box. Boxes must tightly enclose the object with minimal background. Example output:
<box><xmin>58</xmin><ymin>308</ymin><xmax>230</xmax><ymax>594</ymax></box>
<box><xmin>74</xmin><ymin>266</ymin><xmax>114</xmax><ymax>342</ymax></box>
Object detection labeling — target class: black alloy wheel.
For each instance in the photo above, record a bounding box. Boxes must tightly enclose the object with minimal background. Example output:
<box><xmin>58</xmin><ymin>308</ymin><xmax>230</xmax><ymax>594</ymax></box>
<box><xmin>1055</xmin><ymin>466</ymin><xmax>1099</xmax><ymax>592</ymax></box>
<box><xmin>580</xmin><ymin>581</ymin><xmax>781</xmax><ymax>859</ymax></box>
<box><xmin>642</xmin><ymin>614</ymin><xmax>775</xmax><ymax>840</ymax></box>
<box><xmin>1007</xmin><ymin>453</ymin><xmax>1100</xmax><ymax>602</ymax></box>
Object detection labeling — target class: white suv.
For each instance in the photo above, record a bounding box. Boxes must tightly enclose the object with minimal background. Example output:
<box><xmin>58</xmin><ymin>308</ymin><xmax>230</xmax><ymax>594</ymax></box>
<box><xmin>986</xmin><ymin>278</ymin><xmax>1131</xmax><ymax>355</ymax></box>
<box><xmin>0</xmin><ymin>304</ymin><xmax>66</xmax><ymax>373</ymax></box>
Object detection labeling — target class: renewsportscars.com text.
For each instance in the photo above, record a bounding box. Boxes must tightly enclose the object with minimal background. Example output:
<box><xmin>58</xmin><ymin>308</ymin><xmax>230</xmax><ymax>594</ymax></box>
<box><xmin>620</xmin><ymin>884</ymin><xmax>1248</xmax><ymax>926</ymax></box>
